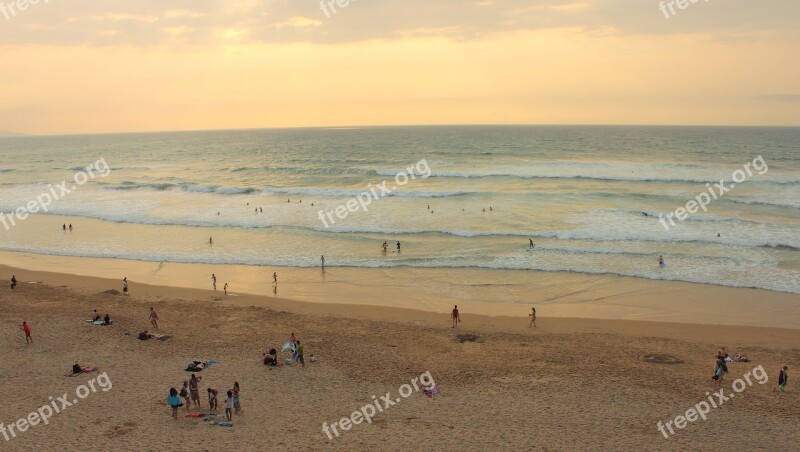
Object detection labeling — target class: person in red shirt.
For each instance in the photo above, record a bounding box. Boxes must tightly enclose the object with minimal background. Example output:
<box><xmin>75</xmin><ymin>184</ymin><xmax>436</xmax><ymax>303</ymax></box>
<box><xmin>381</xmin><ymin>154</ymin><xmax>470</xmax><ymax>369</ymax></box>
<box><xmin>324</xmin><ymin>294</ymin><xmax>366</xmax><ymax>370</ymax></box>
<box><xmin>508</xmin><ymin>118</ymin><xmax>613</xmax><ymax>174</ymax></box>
<box><xmin>451</xmin><ymin>305</ymin><xmax>460</xmax><ymax>328</ymax></box>
<box><xmin>21</xmin><ymin>321</ymin><xmax>32</xmax><ymax>344</ymax></box>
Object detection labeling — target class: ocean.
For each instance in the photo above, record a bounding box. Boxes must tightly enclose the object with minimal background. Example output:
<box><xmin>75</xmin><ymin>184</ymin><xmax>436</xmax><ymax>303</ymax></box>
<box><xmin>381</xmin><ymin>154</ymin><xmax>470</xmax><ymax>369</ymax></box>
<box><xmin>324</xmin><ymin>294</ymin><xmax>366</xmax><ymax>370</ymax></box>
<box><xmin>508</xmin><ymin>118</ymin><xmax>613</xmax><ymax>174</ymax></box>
<box><xmin>1</xmin><ymin>126</ymin><xmax>798</xmax><ymax>294</ymax></box>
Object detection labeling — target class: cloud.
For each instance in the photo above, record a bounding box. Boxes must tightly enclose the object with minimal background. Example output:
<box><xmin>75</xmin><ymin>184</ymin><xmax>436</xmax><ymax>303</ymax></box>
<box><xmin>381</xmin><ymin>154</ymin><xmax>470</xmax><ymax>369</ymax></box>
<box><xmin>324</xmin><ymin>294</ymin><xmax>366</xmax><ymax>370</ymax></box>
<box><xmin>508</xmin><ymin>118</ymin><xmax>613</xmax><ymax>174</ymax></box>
<box><xmin>0</xmin><ymin>0</ymin><xmax>797</xmax><ymax>47</ymax></box>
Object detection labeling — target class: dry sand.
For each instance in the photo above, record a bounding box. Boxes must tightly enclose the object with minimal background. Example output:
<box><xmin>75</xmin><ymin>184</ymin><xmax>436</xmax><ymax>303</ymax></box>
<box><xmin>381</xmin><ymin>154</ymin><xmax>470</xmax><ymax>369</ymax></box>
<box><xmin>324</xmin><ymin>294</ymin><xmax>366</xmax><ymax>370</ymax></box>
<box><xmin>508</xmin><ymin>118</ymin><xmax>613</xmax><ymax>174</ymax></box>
<box><xmin>1</xmin><ymin>266</ymin><xmax>798</xmax><ymax>451</ymax></box>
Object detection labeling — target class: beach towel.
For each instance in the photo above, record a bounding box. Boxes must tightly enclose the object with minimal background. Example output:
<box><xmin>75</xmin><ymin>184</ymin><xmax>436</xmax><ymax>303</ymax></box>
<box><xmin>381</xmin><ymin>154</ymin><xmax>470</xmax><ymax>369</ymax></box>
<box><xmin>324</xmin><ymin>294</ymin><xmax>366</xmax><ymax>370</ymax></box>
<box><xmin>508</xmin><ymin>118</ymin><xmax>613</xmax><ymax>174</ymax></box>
<box><xmin>217</xmin><ymin>422</ymin><xmax>233</xmax><ymax>427</ymax></box>
<box><xmin>185</xmin><ymin>413</ymin><xmax>206</xmax><ymax>418</ymax></box>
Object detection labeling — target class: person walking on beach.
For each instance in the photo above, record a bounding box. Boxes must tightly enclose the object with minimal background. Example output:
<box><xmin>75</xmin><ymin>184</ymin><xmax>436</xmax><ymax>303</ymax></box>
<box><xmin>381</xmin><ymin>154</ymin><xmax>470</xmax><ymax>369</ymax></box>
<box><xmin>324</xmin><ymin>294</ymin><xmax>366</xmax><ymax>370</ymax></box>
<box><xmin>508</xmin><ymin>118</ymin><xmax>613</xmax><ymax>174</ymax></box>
<box><xmin>224</xmin><ymin>282</ymin><xmax>228</xmax><ymax>295</ymax></box>
<box><xmin>321</xmin><ymin>255</ymin><xmax>325</xmax><ymax>267</ymax></box>
<box><xmin>776</xmin><ymin>366</ymin><xmax>789</xmax><ymax>392</ymax></box>
<box><xmin>529</xmin><ymin>239</ymin><xmax>534</xmax><ymax>249</ymax></box>
<box><xmin>397</xmin><ymin>241</ymin><xmax>401</xmax><ymax>251</ymax></box>
<box><xmin>212</xmin><ymin>274</ymin><xmax>217</xmax><ymax>291</ymax></box>
<box><xmin>273</xmin><ymin>272</ymin><xmax>277</xmax><ymax>285</ymax></box>
<box><xmin>21</xmin><ymin>321</ymin><xmax>32</xmax><ymax>344</ymax></box>
<box><xmin>529</xmin><ymin>307</ymin><xmax>536</xmax><ymax>328</ymax></box>
<box><xmin>382</xmin><ymin>241</ymin><xmax>388</xmax><ymax>252</ymax></box>
<box><xmin>452</xmin><ymin>305</ymin><xmax>460</xmax><ymax>328</ymax></box>
<box><xmin>62</xmin><ymin>223</ymin><xmax>66</xmax><ymax>231</ymax></box>
<box><xmin>10</xmin><ymin>275</ymin><xmax>16</xmax><ymax>290</ymax></box>
<box><xmin>149</xmin><ymin>307</ymin><xmax>159</xmax><ymax>330</ymax></box>
<box><xmin>189</xmin><ymin>374</ymin><xmax>202</xmax><ymax>409</ymax></box>
<box><xmin>122</xmin><ymin>277</ymin><xmax>129</xmax><ymax>295</ymax></box>
<box><xmin>209</xmin><ymin>236</ymin><xmax>213</xmax><ymax>245</ymax></box>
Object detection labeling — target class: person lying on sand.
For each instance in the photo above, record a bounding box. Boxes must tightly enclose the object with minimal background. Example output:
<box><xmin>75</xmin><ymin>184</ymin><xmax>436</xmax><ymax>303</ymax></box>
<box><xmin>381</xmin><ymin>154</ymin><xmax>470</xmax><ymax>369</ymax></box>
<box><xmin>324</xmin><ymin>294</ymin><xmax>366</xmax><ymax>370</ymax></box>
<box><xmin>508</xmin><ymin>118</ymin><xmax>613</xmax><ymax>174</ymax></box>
<box><xmin>735</xmin><ymin>353</ymin><xmax>751</xmax><ymax>362</ymax></box>
<box><xmin>72</xmin><ymin>362</ymin><xmax>98</xmax><ymax>374</ymax></box>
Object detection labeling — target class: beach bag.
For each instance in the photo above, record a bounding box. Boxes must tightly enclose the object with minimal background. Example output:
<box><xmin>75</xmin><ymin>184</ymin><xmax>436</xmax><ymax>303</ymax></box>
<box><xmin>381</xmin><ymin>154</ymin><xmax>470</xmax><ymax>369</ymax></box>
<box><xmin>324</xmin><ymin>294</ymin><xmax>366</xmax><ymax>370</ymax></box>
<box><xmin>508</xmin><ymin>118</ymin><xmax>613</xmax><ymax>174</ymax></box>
<box><xmin>180</xmin><ymin>388</ymin><xmax>188</xmax><ymax>397</ymax></box>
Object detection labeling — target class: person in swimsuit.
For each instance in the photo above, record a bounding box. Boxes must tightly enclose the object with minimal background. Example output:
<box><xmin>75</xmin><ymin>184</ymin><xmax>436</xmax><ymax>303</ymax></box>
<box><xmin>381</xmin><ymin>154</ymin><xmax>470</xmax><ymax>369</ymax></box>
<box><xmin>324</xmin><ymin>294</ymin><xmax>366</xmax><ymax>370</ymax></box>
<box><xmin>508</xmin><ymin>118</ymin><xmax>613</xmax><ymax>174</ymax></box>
<box><xmin>11</xmin><ymin>275</ymin><xmax>17</xmax><ymax>290</ymax></box>
<box><xmin>212</xmin><ymin>274</ymin><xmax>217</xmax><ymax>290</ymax></box>
<box><xmin>180</xmin><ymin>381</ymin><xmax>191</xmax><ymax>411</ymax></box>
<box><xmin>225</xmin><ymin>390</ymin><xmax>234</xmax><ymax>420</ymax></box>
<box><xmin>189</xmin><ymin>374</ymin><xmax>202</xmax><ymax>409</ymax></box>
<box><xmin>452</xmin><ymin>305</ymin><xmax>460</xmax><ymax>328</ymax></box>
<box><xmin>122</xmin><ymin>277</ymin><xmax>128</xmax><ymax>295</ymax></box>
<box><xmin>150</xmin><ymin>307</ymin><xmax>159</xmax><ymax>330</ymax></box>
<box><xmin>224</xmin><ymin>282</ymin><xmax>228</xmax><ymax>295</ymax></box>
<box><xmin>529</xmin><ymin>307</ymin><xmax>536</xmax><ymax>328</ymax></box>
<box><xmin>273</xmin><ymin>272</ymin><xmax>277</xmax><ymax>285</ymax></box>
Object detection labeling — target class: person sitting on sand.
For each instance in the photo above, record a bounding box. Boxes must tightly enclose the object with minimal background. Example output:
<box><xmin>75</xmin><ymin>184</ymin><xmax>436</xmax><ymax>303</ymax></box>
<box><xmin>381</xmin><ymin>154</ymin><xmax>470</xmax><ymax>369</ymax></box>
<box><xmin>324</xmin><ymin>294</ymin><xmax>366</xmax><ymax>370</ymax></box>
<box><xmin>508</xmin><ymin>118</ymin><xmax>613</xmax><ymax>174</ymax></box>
<box><xmin>138</xmin><ymin>330</ymin><xmax>150</xmax><ymax>340</ymax></box>
<box><xmin>103</xmin><ymin>314</ymin><xmax>111</xmax><ymax>325</ymax></box>
<box><xmin>92</xmin><ymin>310</ymin><xmax>101</xmax><ymax>322</ymax></box>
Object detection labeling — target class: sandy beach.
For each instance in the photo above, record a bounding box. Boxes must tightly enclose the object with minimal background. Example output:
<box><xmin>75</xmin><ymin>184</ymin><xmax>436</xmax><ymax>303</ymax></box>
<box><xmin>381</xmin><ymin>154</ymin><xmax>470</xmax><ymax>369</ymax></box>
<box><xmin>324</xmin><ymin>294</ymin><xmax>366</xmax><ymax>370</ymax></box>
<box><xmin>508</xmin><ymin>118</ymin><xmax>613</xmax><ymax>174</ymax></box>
<box><xmin>1</xmin><ymin>263</ymin><xmax>798</xmax><ymax>451</ymax></box>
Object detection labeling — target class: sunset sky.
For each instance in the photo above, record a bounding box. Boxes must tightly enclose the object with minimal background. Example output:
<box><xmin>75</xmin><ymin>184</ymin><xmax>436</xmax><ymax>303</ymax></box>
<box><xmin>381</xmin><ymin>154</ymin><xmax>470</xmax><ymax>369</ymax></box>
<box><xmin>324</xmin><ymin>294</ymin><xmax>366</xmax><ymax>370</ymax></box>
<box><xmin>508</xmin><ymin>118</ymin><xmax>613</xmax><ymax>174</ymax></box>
<box><xmin>1</xmin><ymin>0</ymin><xmax>799</xmax><ymax>135</ymax></box>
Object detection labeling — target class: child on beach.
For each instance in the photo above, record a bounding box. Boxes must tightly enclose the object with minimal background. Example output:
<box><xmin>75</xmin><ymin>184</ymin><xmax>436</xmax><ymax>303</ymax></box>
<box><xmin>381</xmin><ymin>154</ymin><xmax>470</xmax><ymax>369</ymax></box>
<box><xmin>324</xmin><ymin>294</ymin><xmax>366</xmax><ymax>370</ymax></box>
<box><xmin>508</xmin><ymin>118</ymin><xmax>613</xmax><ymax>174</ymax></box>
<box><xmin>224</xmin><ymin>283</ymin><xmax>228</xmax><ymax>295</ymax></box>
<box><xmin>273</xmin><ymin>272</ymin><xmax>277</xmax><ymax>285</ymax></box>
<box><xmin>122</xmin><ymin>277</ymin><xmax>129</xmax><ymax>295</ymax></box>
<box><xmin>21</xmin><ymin>321</ymin><xmax>32</xmax><ymax>344</ymax></box>
<box><xmin>212</xmin><ymin>274</ymin><xmax>217</xmax><ymax>290</ymax></box>
<box><xmin>10</xmin><ymin>275</ymin><xmax>16</xmax><ymax>290</ymax></box>
<box><xmin>225</xmin><ymin>390</ymin><xmax>234</xmax><ymax>420</ymax></box>
<box><xmin>776</xmin><ymin>366</ymin><xmax>789</xmax><ymax>392</ymax></box>
<box><xmin>529</xmin><ymin>307</ymin><xmax>536</xmax><ymax>328</ymax></box>
<box><xmin>167</xmin><ymin>388</ymin><xmax>182</xmax><ymax>419</ymax></box>
<box><xmin>452</xmin><ymin>305</ymin><xmax>460</xmax><ymax>328</ymax></box>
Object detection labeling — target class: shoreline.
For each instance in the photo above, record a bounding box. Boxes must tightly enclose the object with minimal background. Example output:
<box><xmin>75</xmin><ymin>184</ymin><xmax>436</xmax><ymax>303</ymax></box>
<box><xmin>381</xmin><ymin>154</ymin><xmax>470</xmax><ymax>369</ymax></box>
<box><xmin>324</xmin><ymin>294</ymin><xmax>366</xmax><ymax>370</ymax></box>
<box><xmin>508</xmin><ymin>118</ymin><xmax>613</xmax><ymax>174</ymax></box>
<box><xmin>1</xmin><ymin>250</ymin><xmax>799</xmax><ymax>329</ymax></box>
<box><xmin>2</xmin><ymin>255</ymin><xmax>800</xmax><ymax>344</ymax></box>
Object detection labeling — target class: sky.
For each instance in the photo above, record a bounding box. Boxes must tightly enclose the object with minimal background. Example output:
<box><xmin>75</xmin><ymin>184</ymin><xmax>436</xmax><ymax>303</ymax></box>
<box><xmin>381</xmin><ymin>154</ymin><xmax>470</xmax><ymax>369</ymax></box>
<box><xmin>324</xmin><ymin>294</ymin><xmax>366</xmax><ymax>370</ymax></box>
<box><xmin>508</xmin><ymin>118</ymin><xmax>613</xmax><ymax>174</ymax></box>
<box><xmin>1</xmin><ymin>0</ymin><xmax>798</xmax><ymax>135</ymax></box>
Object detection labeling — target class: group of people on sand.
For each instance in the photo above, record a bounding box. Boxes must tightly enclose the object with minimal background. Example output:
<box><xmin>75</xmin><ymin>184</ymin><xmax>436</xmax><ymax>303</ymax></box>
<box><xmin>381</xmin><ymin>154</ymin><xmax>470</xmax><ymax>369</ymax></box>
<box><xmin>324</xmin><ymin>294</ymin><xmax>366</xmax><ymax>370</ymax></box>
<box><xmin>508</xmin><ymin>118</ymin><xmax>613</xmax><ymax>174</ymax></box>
<box><xmin>263</xmin><ymin>332</ymin><xmax>310</xmax><ymax>368</ymax></box>
<box><xmin>91</xmin><ymin>310</ymin><xmax>112</xmax><ymax>325</ymax></box>
<box><xmin>712</xmin><ymin>347</ymin><xmax>790</xmax><ymax>392</ymax></box>
<box><xmin>168</xmin><ymin>378</ymin><xmax>240</xmax><ymax>420</ymax></box>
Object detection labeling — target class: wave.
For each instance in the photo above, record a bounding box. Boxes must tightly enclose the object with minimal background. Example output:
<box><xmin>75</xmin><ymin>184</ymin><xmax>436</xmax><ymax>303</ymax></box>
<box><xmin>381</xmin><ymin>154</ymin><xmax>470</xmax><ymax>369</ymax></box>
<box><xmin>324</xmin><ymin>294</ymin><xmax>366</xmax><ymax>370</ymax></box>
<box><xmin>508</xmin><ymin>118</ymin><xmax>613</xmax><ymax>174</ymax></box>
<box><xmin>0</xmin><ymin>168</ymin><xmax>13</xmax><ymax>173</ymax></box>
<box><xmin>1</xmin><ymin>247</ymin><xmax>796</xmax><ymax>294</ymax></box>
<box><xmin>103</xmin><ymin>182</ymin><xmax>258</xmax><ymax>195</ymax></box>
